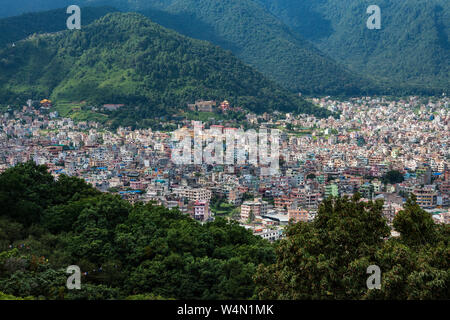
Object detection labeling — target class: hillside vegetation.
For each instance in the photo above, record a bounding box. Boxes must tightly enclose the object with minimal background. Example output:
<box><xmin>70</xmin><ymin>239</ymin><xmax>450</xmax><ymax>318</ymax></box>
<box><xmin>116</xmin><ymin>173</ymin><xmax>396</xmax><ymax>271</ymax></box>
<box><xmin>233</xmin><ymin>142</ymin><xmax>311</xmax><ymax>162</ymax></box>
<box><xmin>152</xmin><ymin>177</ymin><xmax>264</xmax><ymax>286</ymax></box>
<box><xmin>256</xmin><ymin>0</ymin><xmax>450</xmax><ymax>93</ymax></box>
<box><xmin>2</xmin><ymin>0</ymin><xmax>445</xmax><ymax>95</ymax></box>
<box><xmin>0</xmin><ymin>6</ymin><xmax>118</xmax><ymax>48</ymax></box>
<box><xmin>0</xmin><ymin>13</ymin><xmax>332</xmax><ymax>127</ymax></box>
<box><xmin>0</xmin><ymin>162</ymin><xmax>275</xmax><ymax>299</ymax></box>
<box><xmin>0</xmin><ymin>0</ymin><xmax>381</xmax><ymax>96</ymax></box>
<box><xmin>0</xmin><ymin>162</ymin><xmax>447</xmax><ymax>300</ymax></box>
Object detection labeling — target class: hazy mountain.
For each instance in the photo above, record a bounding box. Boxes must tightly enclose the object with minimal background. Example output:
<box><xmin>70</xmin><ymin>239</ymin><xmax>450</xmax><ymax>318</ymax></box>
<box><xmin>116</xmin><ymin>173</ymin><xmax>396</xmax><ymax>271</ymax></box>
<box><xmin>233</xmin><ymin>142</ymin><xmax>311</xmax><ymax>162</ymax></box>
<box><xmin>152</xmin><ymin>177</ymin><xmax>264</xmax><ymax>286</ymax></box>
<box><xmin>0</xmin><ymin>0</ymin><xmax>73</xmax><ymax>18</ymax></box>
<box><xmin>1</xmin><ymin>0</ymin><xmax>444</xmax><ymax>95</ymax></box>
<box><xmin>0</xmin><ymin>0</ymin><xmax>379</xmax><ymax>96</ymax></box>
<box><xmin>256</xmin><ymin>0</ymin><xmax>450</xmax><ymax>93</ymax></box>
<box><xmin>0</xmin><ymin>13</ymin><xmax>332</xmax><ymax>127</ymax></box>
<box><xmin>0</xmin><ymin>6</ymin><xmax>118</xmax><ymax>47</ymax></box>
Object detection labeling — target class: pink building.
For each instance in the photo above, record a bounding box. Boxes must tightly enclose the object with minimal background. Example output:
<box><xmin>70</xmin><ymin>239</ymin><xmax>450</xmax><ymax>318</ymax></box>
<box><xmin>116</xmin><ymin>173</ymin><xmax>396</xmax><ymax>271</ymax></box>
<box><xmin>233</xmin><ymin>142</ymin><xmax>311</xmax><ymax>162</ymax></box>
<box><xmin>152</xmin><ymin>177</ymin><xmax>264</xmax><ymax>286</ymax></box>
<box><xmin>193</xmin><ymin>200</ymin><xmax>211</xmax><ymax>222</ymax></box>
<box><xmin>130</xmin><ymin>180</ymin><xmax>145</xmax><ymax>190</ymax></box>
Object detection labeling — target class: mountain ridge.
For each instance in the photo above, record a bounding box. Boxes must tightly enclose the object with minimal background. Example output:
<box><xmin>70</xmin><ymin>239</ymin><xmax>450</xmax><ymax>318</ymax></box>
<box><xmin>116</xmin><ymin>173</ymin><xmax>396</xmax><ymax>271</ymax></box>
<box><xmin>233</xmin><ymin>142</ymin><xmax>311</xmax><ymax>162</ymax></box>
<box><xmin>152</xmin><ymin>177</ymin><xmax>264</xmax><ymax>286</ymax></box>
<box><xmin>0</xmin><ymin>0</ymin><xmax>445</xmax><ymax>95</ymax></box>
<box><xmin>0</xmin><ymin>0</ymin><xmax>381</xmax><ymax>96</ymax></box>
<box><xmin>0</xmin><ymin>6</ymin><xmax>118</xmax><ymax>48</ymax></box>
<box><xmin>256</xmin><ymin>0</ymin><xmax>450</xmax><ymax>93</ymax></box>
<box><xmin>0</xmin><ymin>12</ymin><xmax>333</xmax><ymax>128</ymax></box>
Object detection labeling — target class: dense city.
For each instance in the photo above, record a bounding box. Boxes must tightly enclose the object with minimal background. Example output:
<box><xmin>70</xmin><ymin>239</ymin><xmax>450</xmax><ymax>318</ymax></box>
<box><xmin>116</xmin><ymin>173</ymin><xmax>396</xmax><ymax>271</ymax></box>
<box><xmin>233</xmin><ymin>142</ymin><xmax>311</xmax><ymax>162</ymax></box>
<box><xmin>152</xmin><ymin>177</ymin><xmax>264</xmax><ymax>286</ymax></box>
<box><xmin>1</xmin><ymin>96</ymin><xmax>449</xmax><ymax>242</ymax></box>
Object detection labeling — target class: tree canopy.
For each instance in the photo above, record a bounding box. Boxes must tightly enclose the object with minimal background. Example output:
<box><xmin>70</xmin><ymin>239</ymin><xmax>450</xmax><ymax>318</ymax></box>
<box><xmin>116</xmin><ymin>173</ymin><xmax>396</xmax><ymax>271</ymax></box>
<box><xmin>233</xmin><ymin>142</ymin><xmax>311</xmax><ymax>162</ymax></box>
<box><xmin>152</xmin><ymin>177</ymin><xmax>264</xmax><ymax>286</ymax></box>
<box><xmin>382</xmin><ymin>170</ymin><xmax>405</xmax><ymax>185</ymax></box>
<box><xmin>0</xmin><ymin>12</ymin><xmax>333</xmax><ymax>127</ymax></box>
<box><xmin>257</xmin><ymin>0</ymin><xmax>449</xmax><ymax>94</ymax></box>
<box><xmin>254</xmin><ymin>194</ymin><xmax>449</xmax><ymax>299</ymax></box>
<box><xmin>0</xmin><ymin>163</ymin><xmax>448</xmax><ymax>300</ymax></box>
<box><xmin>0</xmin><ymin>161</ymin><xmax>275</xmax><ymax>300</ymax></box>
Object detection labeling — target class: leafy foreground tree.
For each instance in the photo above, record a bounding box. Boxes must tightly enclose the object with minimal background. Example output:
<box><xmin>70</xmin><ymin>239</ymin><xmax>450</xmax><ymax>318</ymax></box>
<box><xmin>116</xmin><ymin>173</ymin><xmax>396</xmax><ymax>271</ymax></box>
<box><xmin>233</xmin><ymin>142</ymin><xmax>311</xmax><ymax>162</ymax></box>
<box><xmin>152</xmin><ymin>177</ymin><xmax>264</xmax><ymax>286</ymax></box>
<box><xmin>255</xmin><ymin>194</ymin><xmax>449</xmax><ymax>300</ymax></box>
<box><xmin>0</xmin><ymin>163</ymin><xmax>447</xmax><ymax>300</ymax></box>
<box><xmin>0</xmin><ymin>162</ymin><xmax>275</xmax><ymax>300</ymax></box>
<box><xmin>0</xmin><ymin>291</ymin><xmax>34</xmax><ymax>300</ymax></box>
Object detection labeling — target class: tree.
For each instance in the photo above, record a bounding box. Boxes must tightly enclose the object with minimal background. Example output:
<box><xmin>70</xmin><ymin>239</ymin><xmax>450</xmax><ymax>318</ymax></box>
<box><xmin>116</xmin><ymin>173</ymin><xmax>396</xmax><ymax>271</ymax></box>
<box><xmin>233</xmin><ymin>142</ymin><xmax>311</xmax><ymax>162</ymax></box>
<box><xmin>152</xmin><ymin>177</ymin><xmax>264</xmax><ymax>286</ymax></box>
<box><xmin>393</xmin><ymin>195</ymin><xmax>437</xmax><ymax>246</ymax></box>
<box><xmin>0</xmin><ymin>162</ymin><xmax>100</xmax><ymax>228</ymax></box>
<box><xmin>382</xmin><ymin>170</ymin><xmax>404</xmax><ymax>184</ymax></box>
<box><xmin>247</xmin><ymin>209</ymin><xmax>255</xmax><ymax>224</ymax></box>
<box><xmin>306</xmin><ymin>173</ymin><xmax>316</xmax><ymax>180</ymax></box>
<box><xmin>1</xmin><ymin>162</ymin><xmax>445</xmax><ymax>300</ymax></box>
<box><xmin>0</xmin><ymin>291</ymin><xmax>34</xmax><ymax>300</ymax></box>
<box><xmin>255</xmin><ymin>194</ymin><xmax>390</xmax><ymax>299</ymax></box>
<box><xmin>255</xmin><ymin>194</ymin><xmax>449</xmax><ymax>300</ymax></box>
<box><xmin>0</xmin><ymin>161</ymin><xmax>54</xmax><ymax>226</ymax></box>
<box><xmin>51</xmin><ymin>174</ymin><xmax>100</xmax><ymax>205</ymax></box>
<box><xmin>242</xmin><ymin>193</ymin><xmax>253</xmax><ymax>201</ymax></box>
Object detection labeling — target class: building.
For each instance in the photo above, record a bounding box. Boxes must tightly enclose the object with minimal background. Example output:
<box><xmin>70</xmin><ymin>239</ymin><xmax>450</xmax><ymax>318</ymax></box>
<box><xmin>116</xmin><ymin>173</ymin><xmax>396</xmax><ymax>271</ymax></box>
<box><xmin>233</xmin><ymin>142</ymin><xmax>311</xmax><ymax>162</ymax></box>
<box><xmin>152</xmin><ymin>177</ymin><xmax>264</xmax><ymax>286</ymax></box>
<box><xmin>227</xmin><ymin>189</ymin><xmax>242</xmax><ymax>205</ymax></box>
<box><xmin>103</xmin><ymin>104</ymin><xmax>125</xmax><ymax>111</ymax></box>
<box><xmin>40</xmin><ymin>99</ymin><xmax>52</xmax><ymax>108</ymax></box>
<box><xmin>219</xmin><ymin>100</ymin><xmax>231</xmax><ymax>112</ymax></box>
<box><xmin>382</xmin><ymin>202</ymin><xmax>403</xmax><ymax>224</ymax></box>
<box><xmin>360</xmin><ymin>183</ymin><xmax>374</xmax><ymax>200</ymax></box>
<box><xmin>188</xmin><ymin>100</ymin><xmax>216</xmax><ymax>112</ymax></box>
<box><xmin>444</xmin><ymin>211</ymin><xmax>450</xmax><ymax>224</ymax></box>
<box><xmin>241</xmin><ymin>198</ymin><xmax>268</xmax><ymax>221</ymax></box>
<box><xmin>274</xmin><ymin>195</ymin><xmax>294</xmax><ymax>209</ymax></box>
<box><xmin>324</xmin><ymin>184</ymin><xmax>339</xmax><ymax>198</ymax></box>
<box><xmin>255</xmin><ymin>229</ymin><xmax>282</xmax><ymax>241</ymax></box>
<box><xmin>193</xmin><ymin>200</ymin><xmax>211</xmax><ymax>222</ymax></box>
<box><xmin>413</xmin><ymin>188</ymin><xmax>437</xmax><ymax>208</ymax></box>
<box><xmin>293</xmin><ymin>191</ymin><xmax>320</xmax><ymax>208</ymax></box>
<box><xmin>172</xmin><ymin>186</ymin><xmax>212</xmax><ymax>202</ymax></box>
<box><xmin>288</xmin><ymin>208</ymin><xmax>309</xmax><ymax>223</ymax></box>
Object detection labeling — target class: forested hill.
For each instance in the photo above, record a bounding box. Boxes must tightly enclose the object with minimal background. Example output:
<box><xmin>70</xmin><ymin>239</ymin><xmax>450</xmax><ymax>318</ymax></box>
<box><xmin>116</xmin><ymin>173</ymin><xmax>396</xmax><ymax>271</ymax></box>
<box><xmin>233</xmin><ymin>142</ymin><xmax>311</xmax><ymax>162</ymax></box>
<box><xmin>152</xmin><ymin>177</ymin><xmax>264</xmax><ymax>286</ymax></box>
<box><xmin>0</xmin><ymin>6</ymin><xmax>118</xmax><ymax>48</ymax></box>
<box><xmin>0</xmin><ymin>0</ymin><xmax>380</xmax><ymax>96</ymax></box>
<box><xmin>2</xmin><ymin>0</ymin><xmax>444</xmax><ymax>95</ymax></box>
<box><xmin>0</xmin><ymin>162</ymin><xmax>276</xmax><ymax>300</ymax></box>
<box><xmin>1</xmin><ymin>162</ymin><xmax>448</xmax><ymax>300</ymax></box>
<box><xmin>0</xmin><ymin>12</ymin><xmax>333</xmax><ymax>124</ymax></box>
<box><xmin>256</xmin><ymin>0</ymin><xmax>450</xmax><ymax>94</ymax></box>
<box><xmin>135</xmin><ymin>0</ymin><xmax>377</xmax><ymax>96</ymax></box>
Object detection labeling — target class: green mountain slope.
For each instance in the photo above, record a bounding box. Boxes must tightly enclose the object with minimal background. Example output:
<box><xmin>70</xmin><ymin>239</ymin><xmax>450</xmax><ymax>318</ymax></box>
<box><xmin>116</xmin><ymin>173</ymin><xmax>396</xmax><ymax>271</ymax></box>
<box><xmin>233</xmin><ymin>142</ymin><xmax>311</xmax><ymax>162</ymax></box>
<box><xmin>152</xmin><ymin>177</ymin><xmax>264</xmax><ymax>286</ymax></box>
<box><xmin>0</xmin><ymin>0</ymin><xmax>379</xmax><ymax>95</ymax></box>
<box><xmin>135</xmin><ymin>0</ymin><xmax>377</xmax><ymax>95</ymax></box>
<box><xmin>256</xmin><ymin>0</ymin><xmax>450</xmax><ymax>93</ymax></box>
<box><xmin>0</xmin><ymin>6</ymin><xmax>118</xmax><ymax>48</ymax></box>
<box><xmin>0</xmin><ymin>13</ymin><xmax>332</xmax><ymax>126</ymax></box>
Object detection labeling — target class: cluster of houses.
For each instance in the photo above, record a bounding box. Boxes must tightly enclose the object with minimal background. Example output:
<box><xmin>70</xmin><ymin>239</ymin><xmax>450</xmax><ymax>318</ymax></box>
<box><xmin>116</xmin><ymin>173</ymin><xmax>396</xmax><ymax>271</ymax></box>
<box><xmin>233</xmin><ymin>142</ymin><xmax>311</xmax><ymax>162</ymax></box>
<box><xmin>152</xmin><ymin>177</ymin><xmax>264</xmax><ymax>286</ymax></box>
<box><xmin>0</xmin><ymin>95</ymin><xmax>449</xmax><ymax>240</ymax></box>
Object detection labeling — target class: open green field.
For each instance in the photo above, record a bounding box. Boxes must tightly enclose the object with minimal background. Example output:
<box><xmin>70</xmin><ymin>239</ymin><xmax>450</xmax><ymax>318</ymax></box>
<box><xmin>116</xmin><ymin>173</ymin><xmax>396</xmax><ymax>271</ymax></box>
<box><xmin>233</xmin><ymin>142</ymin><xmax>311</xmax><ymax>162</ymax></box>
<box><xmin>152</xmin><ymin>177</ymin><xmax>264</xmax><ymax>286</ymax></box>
<box><xmin>55</xmin><ymin>101</ymin><xmax>108</xmax><ymax>123</ymax></box>
<box><xmin>211</xmin><ymin>200</ymin><xmax>240</xmax><ymax>218</ymax></box>
<box><xmin>184</xmin><ymin>111</ymin><xmax>228</xmax><ymax>122</ymax></box>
